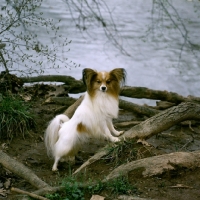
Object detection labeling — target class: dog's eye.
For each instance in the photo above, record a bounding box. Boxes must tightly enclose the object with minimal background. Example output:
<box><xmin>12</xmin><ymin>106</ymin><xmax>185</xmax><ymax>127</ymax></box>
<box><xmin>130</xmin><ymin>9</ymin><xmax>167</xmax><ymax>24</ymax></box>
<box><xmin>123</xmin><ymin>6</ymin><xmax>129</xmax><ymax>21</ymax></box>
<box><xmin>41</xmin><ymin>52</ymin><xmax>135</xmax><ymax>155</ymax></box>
<box><xmin>97</xmin><ymin>80</ymin><xmax>101</xmax><ymax>84</ymax></box>
<box><xmin>106</xmin><ymin>80</ymin><xmax>111</xmax><ymax>84</ymax></box>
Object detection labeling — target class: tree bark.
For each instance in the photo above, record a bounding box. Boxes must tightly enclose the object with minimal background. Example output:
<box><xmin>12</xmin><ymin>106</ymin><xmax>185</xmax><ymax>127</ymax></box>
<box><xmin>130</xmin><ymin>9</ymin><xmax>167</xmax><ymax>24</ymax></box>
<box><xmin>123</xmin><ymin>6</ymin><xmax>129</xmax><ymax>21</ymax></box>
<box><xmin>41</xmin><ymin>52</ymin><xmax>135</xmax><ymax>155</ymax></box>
<box><xmin>20</xmin><ymin>75</ymin><xmax>86</xmax><ymax>93</ymax></box>
<box><xmin>119</xmin><ymin>99</ymin><xmax>159</xmax><ymax>117</ymax></box>
<box><xmin>45</xmin><ymin>96</ymin><xmax>77</xmax><ymax>106</ymax></box>
<box><xmin>73</xmin><ymin>147</ymin><xmax>109</xmax><ymax>175</ymax></box>
<box><xmin>123</xmin><ymin>102</ymin><xmax>200</xmax><ymax>139</ymax></box>
<box><xmin>11</xmin><ymin>187</ymin><xmax>48</xmax><ymax>200</ymax></box>
<box><xmin>103</xmin><ymin>151</ymin><xmax>200</xmax><ymax>182</ymax></box>
<box><xmin>120</xmin><ymin>86</ymin><xmax>187</xmax><ymax>104</ymax></box>
<box><xmin>63</xmin><ymin>95</ymin><xmax>84</xmax><ymax>118</ymax></box>
<box><xmin>0</xmin><ymin>150</ymin><xmax>51</xmax><ymax>190</ymax></box>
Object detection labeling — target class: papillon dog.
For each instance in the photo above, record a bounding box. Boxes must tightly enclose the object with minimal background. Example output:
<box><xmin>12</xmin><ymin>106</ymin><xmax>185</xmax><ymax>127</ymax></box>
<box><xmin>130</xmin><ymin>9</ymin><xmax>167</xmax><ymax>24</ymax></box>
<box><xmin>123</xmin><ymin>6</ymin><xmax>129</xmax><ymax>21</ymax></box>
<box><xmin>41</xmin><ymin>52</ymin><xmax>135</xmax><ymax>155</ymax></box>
<box><xmin>44</xmin><ymin>68</ymin><xmax>126</xmax><ymax>171</ymax></box>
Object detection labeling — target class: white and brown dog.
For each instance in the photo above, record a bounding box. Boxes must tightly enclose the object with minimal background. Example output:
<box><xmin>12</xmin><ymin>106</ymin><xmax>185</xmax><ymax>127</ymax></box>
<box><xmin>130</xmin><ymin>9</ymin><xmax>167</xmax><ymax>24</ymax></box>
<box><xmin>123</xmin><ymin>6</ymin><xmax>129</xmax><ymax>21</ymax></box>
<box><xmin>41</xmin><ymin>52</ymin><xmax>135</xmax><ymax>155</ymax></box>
<box><xmin>44</xmin><ymin>68</ymin><xmax>126</xmax><ymax>171</ymax></box>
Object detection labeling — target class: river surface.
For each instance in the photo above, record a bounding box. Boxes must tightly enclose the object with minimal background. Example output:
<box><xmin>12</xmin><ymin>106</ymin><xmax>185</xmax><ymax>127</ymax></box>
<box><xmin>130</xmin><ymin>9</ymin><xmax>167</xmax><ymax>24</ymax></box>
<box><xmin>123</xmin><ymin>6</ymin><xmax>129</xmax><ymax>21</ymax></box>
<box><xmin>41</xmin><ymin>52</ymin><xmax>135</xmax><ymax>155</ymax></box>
<box><xmin>1</xmin><ymin>0</ymin><xmax>200</xmax><ymax>104</ymax></box>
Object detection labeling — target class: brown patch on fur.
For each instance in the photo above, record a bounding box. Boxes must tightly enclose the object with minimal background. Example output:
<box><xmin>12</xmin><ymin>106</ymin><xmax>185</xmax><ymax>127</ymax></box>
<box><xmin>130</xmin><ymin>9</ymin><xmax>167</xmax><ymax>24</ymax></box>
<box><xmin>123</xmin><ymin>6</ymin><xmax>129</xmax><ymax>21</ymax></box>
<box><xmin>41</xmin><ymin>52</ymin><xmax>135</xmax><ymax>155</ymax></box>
<box><xmin>82</xmin><ymin>68</ymin><xmax>126</xmax><ymax>99</ymax></box>
<box><xmin>77</xmin><ymin>122</ymin><xmax>87</xmax><ymax>133</ymax></box>
<box><xmin>82</xmin><ymin>68</ymin><xmax>97</xmax><ymax>97</ymax></box>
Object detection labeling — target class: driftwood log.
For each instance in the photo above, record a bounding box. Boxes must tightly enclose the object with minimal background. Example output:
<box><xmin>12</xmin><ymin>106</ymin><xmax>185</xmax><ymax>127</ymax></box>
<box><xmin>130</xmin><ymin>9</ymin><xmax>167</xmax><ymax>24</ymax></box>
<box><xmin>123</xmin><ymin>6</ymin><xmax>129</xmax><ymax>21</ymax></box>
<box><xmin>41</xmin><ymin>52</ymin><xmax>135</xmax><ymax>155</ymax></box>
<box><xmin>0</xmin><ymin>150</ymin><xmax>50</xmax><ymax>190</ymax></box>
<box><xmin>123</xmin><ymin>101</ymin><xmax>200</xmax><ymax>139</ymax></box>
<box><xmin>20</xmin><ymin>75</ymin><xmax>200</xmax><ymax>104</ymax></box>
<box><xmin>103</xmin><ymin>151</ymin><xmax>200</xmax><ymax>182</ymax></box>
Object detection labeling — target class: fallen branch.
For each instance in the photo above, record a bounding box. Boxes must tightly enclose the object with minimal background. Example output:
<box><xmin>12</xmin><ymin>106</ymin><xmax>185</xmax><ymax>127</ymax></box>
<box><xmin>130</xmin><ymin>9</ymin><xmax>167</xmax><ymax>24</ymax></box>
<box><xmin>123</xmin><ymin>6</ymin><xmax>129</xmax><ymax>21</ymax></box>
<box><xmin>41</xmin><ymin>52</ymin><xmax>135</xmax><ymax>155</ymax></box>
<box><xmin>73</xmin><ymin>147</ymin><xmax>110</xmax><ymax>175</ymax></box>
<box><xmin>44</xmin><ymin>96</ymin><xmax>77</xmax><ymax>106</ymax></box>
<box><xmin>0</xmin><ymin>150</ymin><xmax>52</xmax><ymax>190</ymax></box>
<box><xmin>123</xmin><ymin>102</ymin><xmax>200</xmax><ymax>139</ymax></box>
<box><xmin>103</xmin><ymin>150</ymin><xmax>200</xmax><ymax>182</ymax></box>
<box><xmin>11</xmin><ymin>187</ymin><xmax>48</xmax><ymax>200</ymax></box>
<box><xmin>63</xmin><ymin>95</ymin><xmax>84</xmax><ymax>118</ymax></box>
<box><xmin>120</xmin><ymin>86</ymin><xmax>186</xmax><ymax>104</ymax></box>
<box><xmin>20</xmin><ymin>75</ymin><xmax>78</xmax><ymax>85</ymax></box>
<box><xmin>20</xmin><ymin>75</ymin><xmax>86</xmax><ymax>93</ymax></box>
<box><xmin>119</xmin><ymin>99</ymin><xmax>159</xmax><ymax>117</ymax></box>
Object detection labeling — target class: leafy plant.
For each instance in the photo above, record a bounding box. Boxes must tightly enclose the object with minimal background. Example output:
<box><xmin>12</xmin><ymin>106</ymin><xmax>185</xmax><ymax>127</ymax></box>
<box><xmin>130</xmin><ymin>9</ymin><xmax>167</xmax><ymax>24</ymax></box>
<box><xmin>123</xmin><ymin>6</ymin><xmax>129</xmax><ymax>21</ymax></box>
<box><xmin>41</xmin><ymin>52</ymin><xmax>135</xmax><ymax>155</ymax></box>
<box><xmin>107</xmin><ymin>176</ymin><xmax>137</xmax><ymax>195</ymax></box>
<box><xmin>45</xmin><ymin>174</ymin><xmax>138</xmax><ymax>199</ymax></box>
<box><xmin>46</xmin><ymin>193</ymin><xmax>63</xmax><ymax>200</ymax></box>
<box><xmin>61</xmin><ymin>176</ymin><xmax>85</xmax><ymax>200</ymax></box>
<box><xmin>0</xmin><ymin>95</ymin><xmax>35</xmax><ymax>139</ymax></box>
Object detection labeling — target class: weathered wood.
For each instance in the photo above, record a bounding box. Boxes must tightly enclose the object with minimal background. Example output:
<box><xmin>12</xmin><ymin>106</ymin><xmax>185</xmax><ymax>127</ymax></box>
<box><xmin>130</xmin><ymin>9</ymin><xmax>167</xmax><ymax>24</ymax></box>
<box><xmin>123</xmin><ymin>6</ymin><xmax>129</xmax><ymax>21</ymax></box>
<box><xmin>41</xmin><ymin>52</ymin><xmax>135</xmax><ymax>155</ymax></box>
<box><xmin>44</xmin><ymin>96</ymin><xmax>77</xmax><ymax>106</ymax></box>
<box><xmin>119</xmin><ymin>99</ymin><xmax>159</xmax><ymax>117</ymax></box>
<box><xmin>11</xmin><ymin>187</ymin><xmax>48</xmax><ymax>200</ymax></box>
<box><xmin>20</xmin><ymin>75</ymin><xmax>86</xmax><ymax>93</ymax></box>
<box><xmin>0</xmin><ymin>150</ymin><xmax>51</xmax><ymax>190</ymax></box>
<box><xmin>103</xmin><ymin>151</ymin><xmax>200</xmax><ymax>182</ymax></box>
<box><xmin>123</xmin><ymin>102</ymin><xmax>200</xmax><ymax>139</ymax></box>
<box><xmin>73</xmin><ymin>147</ymin><xmax>110</xmax><ymax>175</ymax></box>
<box><xmin>20</xmin><ymin>75</ymin><xmax>77</xmax><ymax>84</ymax></box>
<box><xmin>120</xmin><ymin>86</ymin><xmax>187</xmax><ymax>104</ymax></box>
<box><xmin>63</xmin><ymin>95</ymin><xmax>84</xmax><ymax>118</ymax></box>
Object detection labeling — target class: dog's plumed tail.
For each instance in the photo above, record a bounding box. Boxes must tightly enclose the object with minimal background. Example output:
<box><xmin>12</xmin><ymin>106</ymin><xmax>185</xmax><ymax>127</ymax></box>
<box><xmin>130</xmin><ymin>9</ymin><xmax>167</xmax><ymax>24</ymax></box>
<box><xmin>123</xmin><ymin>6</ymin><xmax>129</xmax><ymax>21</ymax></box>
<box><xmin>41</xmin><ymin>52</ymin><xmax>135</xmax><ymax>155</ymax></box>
<box><xmin>44</xmin><ymin>114</ymin><xmax>69</xmax><ymax>158</ymax></box>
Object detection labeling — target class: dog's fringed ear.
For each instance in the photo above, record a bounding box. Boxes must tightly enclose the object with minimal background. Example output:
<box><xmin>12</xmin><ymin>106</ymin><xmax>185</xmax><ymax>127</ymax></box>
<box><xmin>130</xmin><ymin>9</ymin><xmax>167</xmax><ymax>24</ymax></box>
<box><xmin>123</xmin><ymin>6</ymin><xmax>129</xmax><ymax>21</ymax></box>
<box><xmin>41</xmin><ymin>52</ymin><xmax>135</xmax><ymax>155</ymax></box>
<box><xmin>82</xmin><ymin>68</ymin><xmax>97</xmax><ymax>87</ymax></box>
<box><xmin>110</xmin><ymin>68</ymin><xmax>126</xmax><ymax>86</ymax></box>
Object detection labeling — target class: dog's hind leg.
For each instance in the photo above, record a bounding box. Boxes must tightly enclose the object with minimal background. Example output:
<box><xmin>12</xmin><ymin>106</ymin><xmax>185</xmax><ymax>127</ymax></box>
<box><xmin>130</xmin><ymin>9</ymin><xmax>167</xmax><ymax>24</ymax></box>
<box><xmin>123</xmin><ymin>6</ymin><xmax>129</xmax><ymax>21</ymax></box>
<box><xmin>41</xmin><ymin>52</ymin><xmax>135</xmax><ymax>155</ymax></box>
<box><xmin>52</xmin><ymin>156</ymin><xmax>60</xmax><ymax>171</ymax></box>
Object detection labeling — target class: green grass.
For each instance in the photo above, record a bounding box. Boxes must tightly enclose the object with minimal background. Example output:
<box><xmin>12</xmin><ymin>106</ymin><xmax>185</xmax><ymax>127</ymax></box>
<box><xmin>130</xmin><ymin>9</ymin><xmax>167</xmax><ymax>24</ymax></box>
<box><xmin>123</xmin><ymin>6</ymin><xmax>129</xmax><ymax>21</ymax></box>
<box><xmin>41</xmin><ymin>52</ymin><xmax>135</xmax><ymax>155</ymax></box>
<box><xmin>46</xmin><ymin>175</ymin><xmax>137</xmax><ymax>200</ymax></box>
<box><xmin>0</xmin><ymin>94</ymin><xmax>35</xmax><ymax>139</ymax></box>
<box><xmin>104</xmin><ymin>139</ymin><xmax>138</xmax><ymax>167</ymax></box>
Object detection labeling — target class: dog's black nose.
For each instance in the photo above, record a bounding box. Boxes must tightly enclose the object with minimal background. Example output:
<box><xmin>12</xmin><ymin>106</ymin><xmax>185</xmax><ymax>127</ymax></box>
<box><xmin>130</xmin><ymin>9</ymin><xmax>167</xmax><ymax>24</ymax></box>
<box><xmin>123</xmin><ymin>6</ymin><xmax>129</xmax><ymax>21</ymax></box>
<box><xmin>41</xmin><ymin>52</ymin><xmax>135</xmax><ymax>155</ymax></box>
<box><xmin>101</xmin><ymin>86</ymin><xmax>106</xmax><ymax>91</ymax></box>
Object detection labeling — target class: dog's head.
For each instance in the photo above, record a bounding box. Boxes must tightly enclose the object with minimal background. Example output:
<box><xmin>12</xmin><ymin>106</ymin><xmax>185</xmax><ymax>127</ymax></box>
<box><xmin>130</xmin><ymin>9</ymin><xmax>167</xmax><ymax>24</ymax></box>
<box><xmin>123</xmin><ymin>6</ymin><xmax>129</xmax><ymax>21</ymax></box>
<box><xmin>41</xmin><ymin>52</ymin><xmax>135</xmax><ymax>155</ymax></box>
<box><xmin>82</xmin><ymin>68</ymin><xmax>126</xmax><ymax>98</ymax></box>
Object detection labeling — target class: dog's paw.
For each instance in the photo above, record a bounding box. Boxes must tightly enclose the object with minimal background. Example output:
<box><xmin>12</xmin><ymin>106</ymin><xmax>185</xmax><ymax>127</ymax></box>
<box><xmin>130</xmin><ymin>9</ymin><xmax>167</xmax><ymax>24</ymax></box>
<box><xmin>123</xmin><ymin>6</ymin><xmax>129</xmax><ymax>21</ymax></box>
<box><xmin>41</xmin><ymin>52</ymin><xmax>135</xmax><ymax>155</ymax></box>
<box><xmin>52</xmin><ymin>167</ymin><xmax>58</xmax><ymax>172</ymax></box>
<box><xmin>111</xmin><ymin>137</ymin><xmax>120</xmax><ymax>143</ymax></box>
<box><xmin>113</xmin><ymin>130</ymin><xmax>124</xmax><ymax>137</ymax></box>
<box><xmin>117</xmin><ymin>130</ymin><xmax>124</xmax><ymax>136</ymax></box>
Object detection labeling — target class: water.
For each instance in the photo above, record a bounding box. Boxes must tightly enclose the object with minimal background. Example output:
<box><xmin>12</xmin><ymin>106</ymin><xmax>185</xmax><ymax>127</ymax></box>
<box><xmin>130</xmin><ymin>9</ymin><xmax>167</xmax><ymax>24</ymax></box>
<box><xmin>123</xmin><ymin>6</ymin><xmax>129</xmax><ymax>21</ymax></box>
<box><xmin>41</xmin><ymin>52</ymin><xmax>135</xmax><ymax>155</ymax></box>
<box><xmin>1</xmin><ymin>0</ymin><xmax>200</xmax><ymax>104</ymax></box>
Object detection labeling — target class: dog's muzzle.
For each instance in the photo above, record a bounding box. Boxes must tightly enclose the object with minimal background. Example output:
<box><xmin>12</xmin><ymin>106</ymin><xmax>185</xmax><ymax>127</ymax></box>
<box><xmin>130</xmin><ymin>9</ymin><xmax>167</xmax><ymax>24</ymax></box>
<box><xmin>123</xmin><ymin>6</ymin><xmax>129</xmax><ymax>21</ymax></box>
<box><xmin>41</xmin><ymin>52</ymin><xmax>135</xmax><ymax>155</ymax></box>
<box><xmin>100</xmin><ymin>85</ymin><xmax>107</xmax><ymax>92</ymax></box>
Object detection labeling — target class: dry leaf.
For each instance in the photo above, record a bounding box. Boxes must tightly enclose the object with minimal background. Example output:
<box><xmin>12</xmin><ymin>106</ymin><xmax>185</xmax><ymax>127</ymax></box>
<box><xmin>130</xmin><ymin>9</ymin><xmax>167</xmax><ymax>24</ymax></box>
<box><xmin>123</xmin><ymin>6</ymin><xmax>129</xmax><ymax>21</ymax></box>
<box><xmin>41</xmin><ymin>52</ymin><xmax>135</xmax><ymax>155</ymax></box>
<box><xmin>0</xmin><ymin>188</ymin><xmax>7</xmax><ymax>197</ymax></box>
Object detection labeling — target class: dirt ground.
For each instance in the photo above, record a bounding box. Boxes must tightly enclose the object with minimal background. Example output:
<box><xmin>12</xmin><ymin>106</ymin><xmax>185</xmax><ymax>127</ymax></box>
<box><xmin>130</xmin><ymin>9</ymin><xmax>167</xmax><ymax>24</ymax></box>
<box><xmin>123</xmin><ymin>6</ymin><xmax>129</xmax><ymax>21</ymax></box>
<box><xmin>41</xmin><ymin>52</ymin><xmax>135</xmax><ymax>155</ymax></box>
<box><xmin>1</xmin><ymin>84</ymin><xmax>200</xmax><ymax>200</ymax></box>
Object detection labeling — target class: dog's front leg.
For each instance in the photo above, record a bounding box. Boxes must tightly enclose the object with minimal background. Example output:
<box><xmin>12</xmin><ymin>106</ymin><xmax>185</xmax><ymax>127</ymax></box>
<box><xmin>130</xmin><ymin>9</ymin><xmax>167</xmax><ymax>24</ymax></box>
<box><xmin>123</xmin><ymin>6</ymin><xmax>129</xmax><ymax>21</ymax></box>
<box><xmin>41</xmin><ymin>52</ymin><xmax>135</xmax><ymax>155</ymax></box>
<box><xmin>107</xmin><ymin>119</ymin><xmax>124</xmax><ymax>137</ymax></box>
<box><xmin>104</xmin><ymin>126</ymin><xmax>120</xmax><ymax>142</ymax></box>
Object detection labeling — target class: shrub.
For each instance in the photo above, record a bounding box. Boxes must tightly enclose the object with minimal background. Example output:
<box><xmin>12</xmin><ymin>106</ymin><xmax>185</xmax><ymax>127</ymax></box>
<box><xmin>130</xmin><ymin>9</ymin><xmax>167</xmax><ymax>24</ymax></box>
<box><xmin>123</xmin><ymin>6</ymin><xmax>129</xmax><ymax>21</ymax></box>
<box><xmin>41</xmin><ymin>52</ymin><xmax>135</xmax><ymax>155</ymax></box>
<box><xmin>0</xmin><ymin>94</ymin><xmax>35</xmax><ymax>139</ymax></box>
